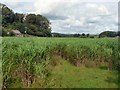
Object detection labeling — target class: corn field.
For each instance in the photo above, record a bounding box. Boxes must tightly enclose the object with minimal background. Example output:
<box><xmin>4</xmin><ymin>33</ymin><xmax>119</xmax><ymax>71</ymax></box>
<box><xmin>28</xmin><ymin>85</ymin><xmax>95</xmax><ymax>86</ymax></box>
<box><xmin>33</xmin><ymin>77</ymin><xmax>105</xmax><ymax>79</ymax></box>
<box><xmin>2</xmin><ymin>37</ymin><xmax>120</xmax><ymax>88</ymax></box>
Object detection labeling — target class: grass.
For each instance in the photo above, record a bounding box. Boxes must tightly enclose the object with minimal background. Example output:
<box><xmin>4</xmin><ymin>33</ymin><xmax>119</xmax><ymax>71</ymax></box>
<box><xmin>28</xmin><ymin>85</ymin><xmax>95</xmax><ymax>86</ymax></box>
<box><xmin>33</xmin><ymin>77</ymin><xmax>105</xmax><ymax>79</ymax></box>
<box><xmin>48</xmin><ymin>58</ymin><xmax>119</xmax><ymax>88</ymax></box>
<box><xmin>2</xmin><ymin>37</ymin><xmax>120</xmax><ymax>88</ymax></box>
<box><xmin>0</xmin><ymin>58</ymin><xmax>2</xmax><ymax>89</ymax></box>
<box><xmin>0</xmin><ymin>37</ymin><xmax>2</xmax><ymax>89</ymax></box>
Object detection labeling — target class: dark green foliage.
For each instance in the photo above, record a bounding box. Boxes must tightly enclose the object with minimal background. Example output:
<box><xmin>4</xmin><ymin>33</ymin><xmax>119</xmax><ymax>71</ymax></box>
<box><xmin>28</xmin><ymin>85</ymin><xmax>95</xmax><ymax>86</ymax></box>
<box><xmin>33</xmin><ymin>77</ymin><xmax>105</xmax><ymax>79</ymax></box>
<box><xmin>86</xmin><ymin>34</ymin><xmax>90</xmax><ymax>37</ymax></box>
<box><xmin>117</xmin><ymin>31</ymin><xmax>120</xmax><ymax>36</ymax></box>
<box><xmin>14</xmin><ymin>13</ymin><xmax>24</xmax><ymax>23</ymax></box>
<box><xmin>80</xmin><ymin>33</ymin><xmax>86</xmax><ymax>38</ymax></box>
<box><xmin>53</xmin><ymin>33</ymin><xmax>62</xmax><ymax>37</ymax></box>
<box><xmin>2</xmin><ymin>28</ymin><xmax>7</xmax><ymax>36</ymax></box>
<box><xmin>99</xmin><ymin>31</ymin><xmax>117</xmax><ymax>38</ymax></box>
<box><xmin>26</xmin><ymin>14</ymin><xmax>36</xmax><ymax>24</ymax></box>
<box><xmin>73</xmin><ymin>34</ymin><xmax>80</xmax><ymax>37</ymax></box>
<box><xmin>90</xmin><ymin>36</ymin><xmax>95</xmax><ymax>38</ymax></box>
<box><xmin>1</xmin><ymin>4</ymin><xmax>14</xmax><ymax>25</ymax></box>
<box><xmin>2</xmin><ymin>27</ymin><xmax>15</xmax><ymax>36</ymax></box>
<box><xmin>12</xmin><ymin>22</ymin><xmax>26</xmax><ymax>33</ymax></box>
<box><xmin>82</xmin><ymin>33</ymin><xmax>85</xmax><ymax>36</ymax></box>
<box><xmin>2</xmin><ymin>37</ymin><xmax>119</xmax><ymax>88</ymax></box>
<box><xmin>1</xmin><ymin>4</ymin><xmax>52</xmax><ymax>37</ymax></box>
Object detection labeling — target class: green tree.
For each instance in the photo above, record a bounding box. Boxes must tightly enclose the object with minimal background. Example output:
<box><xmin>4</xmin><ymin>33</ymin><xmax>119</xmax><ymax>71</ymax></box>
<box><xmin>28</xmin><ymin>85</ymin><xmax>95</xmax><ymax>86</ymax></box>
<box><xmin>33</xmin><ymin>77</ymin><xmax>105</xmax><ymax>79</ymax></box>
<box><xmin>25</xmin><ymin>14</ymin><xmax>51</xmax><ymax>36</ymax></box>
<box><xmin>26</xmin><ymin>14</ymin><xmax>36</xmax><ymax>24</ymax></box>
<box><xmin>82</xmin><ymin>33</ymin><xmax>85</xmax><ymax>36</ymax></box>
<box><xmin>99</xmin><ymin>31</ymin><xmax>117</xmax><ymax>38</ymax></box>
<box><xmin>73</xmin><ymin>34</ymin><xmax>80</xmax><ymax>37</ymax></box>
<box><xmin>14</xmin><ymin>13</ymin><xmax>24</xmax><ymax>23</ymax></box>
<box><xmin>117</xmin><ymin>31</ymin><xmax>120</xmax><ymax>36</ymax></box>
<box><xmin>1</xmin><ymin>3</ymin><xmax>52</xmax><ymax>37</ymax></box>
<box><xmin>2</xmin><ymin>4</ymin><xmax>14</xmax><ymax>25</ymax></box>
<box><xmin>13</xmin><ymin>22</ymin><xmax>25</xmax><ymax>33</ymax></box>
<box><xmin>86</xmin><ymin>34</ymin><xmax>90</xmax><ymax>37</ymax></box>
<box><xmin>81</xmin><ymin>33</ymin><xmax>86</xmax><ymax>38</ymax></box>
<box><xmin>27</xmin><ymin>23</ymin><xmax>38</xmax><ymax>33</ymax></box>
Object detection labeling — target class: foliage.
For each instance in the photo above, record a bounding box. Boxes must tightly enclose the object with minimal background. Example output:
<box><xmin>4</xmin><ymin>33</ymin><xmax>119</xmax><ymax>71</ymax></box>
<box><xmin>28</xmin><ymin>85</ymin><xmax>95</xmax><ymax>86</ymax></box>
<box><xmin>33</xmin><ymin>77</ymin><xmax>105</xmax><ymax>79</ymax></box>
<box><xmin>86</xmin><ymin>34</ymin><xmax>90</xmax><ymax>37</ymax></box>
<box><xmin>1</xmin><ymin>3</ymin><xmax>51</xmax><ymax>37</ymax></box>
<box><xmin>117</xmin><ymin>31</ymin><xmax>120</xmax><ymax>36</ymax></box>
<box><xmin>99</xmin><ymin>31</ymin><xmax>117</xmax><ymax>38</ymax></box>
<box><xmin>2</xmin><ymin>27</ymin><xmax>15</xmax><ymax>36</ymax></box>
<box><xmin>12</xmin><ymin>22</ymin><xmax>26</xmax><ymax>33</ymax></box>
<box><xmin>49</xmin><ymin>60</ymin><xmax>119</xmax><ymax>88</ymax></box>
<box><xmin>90</xmin><ymin>36</ymin><xmax>95</xmax><ymax>38</ymax></box>
<box><xmin>1</xmin><ymin>4</ymin><xmax>14</xmax><ymax>25</ymax></box>
<box><xmin>2</xmin><ymin>37</ymin><xmax>119</xmax><ymax>88</ymax></box>
<box><xmin>14</xmin><ymin>13</ymin><xmax>24</xmax><ymax>23</ymax></box>
<box><xmin>73</xmin><ymin>34</ymin><xmax>81</xmax><ymax>37</ymax></box>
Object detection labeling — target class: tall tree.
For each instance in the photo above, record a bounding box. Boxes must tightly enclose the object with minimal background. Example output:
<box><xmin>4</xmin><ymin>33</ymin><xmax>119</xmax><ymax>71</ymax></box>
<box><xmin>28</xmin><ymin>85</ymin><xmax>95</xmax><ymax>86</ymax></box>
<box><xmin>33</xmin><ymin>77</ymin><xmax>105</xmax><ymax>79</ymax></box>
<box><xmin>2</xmin><ymin>4</ymin><xmax>14</xmax><ymax>25</ymax></box>
<box><xmin>82</xmin><ymin>33</ymin><xmax>85</xmax><ymax>36</ymax></box>
<box><xmin>99</xmin><ymin>31</ymin><xmax>117</xmax><ymax>38</ymax></box>
<box><xmin>26</xmin><ymin>14</ymin><xmax>36</xmax><ymax>24</ymax></box>
<box><xmin>14</xmin><ymin>13</ymin><xmax>24</xmax><ymax>23</ymax></box>
<box><xmin>117</xmin><ymin>31</ymin><xmax>120</xmax><ymax>36</ymax></box>
<box><xmin>25</xmin><ymin>14</ymin><xmax>51</xmax><ymax>36</ymax></box>
<box><xmin>1</xmin><ymin>3</ymin><xmax>52</xmax><ymax>37</ymax></box>
<box><xmin>86</xmin><ymin>34</ymin><xmax>90</xmax><ymax>37</ymax></box>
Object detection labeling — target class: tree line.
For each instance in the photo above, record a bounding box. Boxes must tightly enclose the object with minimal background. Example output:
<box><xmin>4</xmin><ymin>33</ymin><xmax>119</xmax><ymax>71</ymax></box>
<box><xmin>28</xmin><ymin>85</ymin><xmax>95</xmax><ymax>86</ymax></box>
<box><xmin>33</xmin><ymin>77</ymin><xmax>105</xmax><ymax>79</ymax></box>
<box><xmin>52</xmin><ymin>31</ymin><xmax>120</xmax><ymax>38</ymax></box>
<box><xmin>1</xmin><ymin>3</ymin><xmax>51</xmax><ymax>37</ymax></box>
<box><xmin>0</xmin><ymin>3</ymin><xmax>119</xmax><ymax>37</ymax></box>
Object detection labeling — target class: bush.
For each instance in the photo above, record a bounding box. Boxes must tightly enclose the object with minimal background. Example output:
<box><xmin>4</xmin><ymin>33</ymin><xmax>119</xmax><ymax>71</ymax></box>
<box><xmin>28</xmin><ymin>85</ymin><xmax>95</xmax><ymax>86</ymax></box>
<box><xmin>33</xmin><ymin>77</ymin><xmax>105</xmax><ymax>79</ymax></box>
<box><xmin>90</xmin><ymin>36</ymin><xmax>95</xmax><ymax>38</ymax></box>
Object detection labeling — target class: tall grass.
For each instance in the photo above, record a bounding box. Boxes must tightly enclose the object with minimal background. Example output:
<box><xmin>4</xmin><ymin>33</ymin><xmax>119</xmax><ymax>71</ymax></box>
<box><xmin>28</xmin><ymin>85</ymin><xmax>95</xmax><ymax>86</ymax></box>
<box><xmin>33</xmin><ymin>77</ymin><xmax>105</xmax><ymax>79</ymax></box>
<box><xmin>0</xmin><ymin>37</ymin><xmax>2</xmax><ymax>89</ymax></box>
<box><xmin>2</xmin><ymin>37</ymin><xmax>119</xmax><ymax>88</ymax></box>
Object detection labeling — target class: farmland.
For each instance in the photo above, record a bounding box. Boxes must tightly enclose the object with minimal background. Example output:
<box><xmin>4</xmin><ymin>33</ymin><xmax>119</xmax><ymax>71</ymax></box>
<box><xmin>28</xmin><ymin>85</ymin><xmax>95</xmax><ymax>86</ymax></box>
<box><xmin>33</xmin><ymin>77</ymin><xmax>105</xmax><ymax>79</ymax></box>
<box><xmin>2</xmin><ymin>37</ymin><xmax>120</xmax><ymax>88</ymax></box>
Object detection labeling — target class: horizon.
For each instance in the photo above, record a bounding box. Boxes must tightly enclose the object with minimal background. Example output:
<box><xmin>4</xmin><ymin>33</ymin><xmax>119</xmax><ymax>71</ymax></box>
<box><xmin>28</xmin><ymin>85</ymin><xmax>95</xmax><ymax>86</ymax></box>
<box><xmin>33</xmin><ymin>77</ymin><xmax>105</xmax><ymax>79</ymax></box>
<box><xmin>1</xmin><ymin>0</ymin><xmax>118</xmax><ymax>34</ymax></box>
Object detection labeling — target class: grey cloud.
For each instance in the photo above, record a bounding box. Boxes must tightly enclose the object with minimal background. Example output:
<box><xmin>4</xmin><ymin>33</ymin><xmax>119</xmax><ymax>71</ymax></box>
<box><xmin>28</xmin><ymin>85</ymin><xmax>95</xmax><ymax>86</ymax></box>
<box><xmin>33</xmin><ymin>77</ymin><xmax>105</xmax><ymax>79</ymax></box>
<box><xmin>3</xmin><ymin>1</ymin><xmax>118</xmax><ymax>34</ymax></box>
<box><xmin>44</xmin><ymin>14</ymin><xmax>68</xmax><ymax>20</ymax></box>
<box><xmin>3</xmin><ymin>2</ymin><xmax>35</xmax><ymax>13</ymax></box>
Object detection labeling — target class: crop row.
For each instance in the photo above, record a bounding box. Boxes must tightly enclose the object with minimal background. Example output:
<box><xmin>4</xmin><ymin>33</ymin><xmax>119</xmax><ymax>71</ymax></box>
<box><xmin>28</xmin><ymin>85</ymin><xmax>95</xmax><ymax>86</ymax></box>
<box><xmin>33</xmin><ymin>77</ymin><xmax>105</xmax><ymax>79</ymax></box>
<box><xmin>2</xmin><ymin>37</ymin><xmax>120</xmax><ymax>88</ymax></box>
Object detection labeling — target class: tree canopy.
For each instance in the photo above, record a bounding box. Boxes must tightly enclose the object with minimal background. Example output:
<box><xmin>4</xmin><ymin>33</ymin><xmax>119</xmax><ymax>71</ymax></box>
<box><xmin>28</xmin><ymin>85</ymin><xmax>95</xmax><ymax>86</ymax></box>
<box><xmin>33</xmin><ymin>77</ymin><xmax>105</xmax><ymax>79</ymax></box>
<box><xmin>1</xmin><ymin>3</ymin><xmax>51</xmax><ymax>37</ymax></box>
<box><xmin>99</xmin><ymin>31</ymin><xmax>117</xmax><ymax>38</ymax></box>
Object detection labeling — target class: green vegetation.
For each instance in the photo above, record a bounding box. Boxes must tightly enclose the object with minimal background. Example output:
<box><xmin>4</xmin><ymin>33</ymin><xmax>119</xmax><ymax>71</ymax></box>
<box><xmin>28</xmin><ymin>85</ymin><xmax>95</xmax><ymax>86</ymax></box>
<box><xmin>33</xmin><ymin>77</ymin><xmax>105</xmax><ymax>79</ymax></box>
<box><xmin>1</xmin><ymin>2</ymin><xmax>120</xmax><ymax>89</ymax></box>
<box><xmin>1</xmin><ymin>3</ymin><xmax>120</xmax><ymax>38</ymax></box>
<box><xmin>1</xmin><ymin>3</ymin><xmax>51</xmax><ymax>37</ymax></box>
<box><xmin>2</xmin><ymin>37</ymin><xmax>120</xmax><ymax>88</ymax></box>
<box><xmin>52</xmin><ymin>31</ymin><xmax>120</xmax><ymax>38</ymax></box>
<box><xmin>99</xmin><ymin>31</ymin><xmax>118</xmax><ymax>38</ymax></box>
<box><xmin>49</xmin><ymin>60</ymin><xmax>118</xmax><ymax>88</ymax></box>
<box><xmin>0</xmin><ymin>37</ymin><xmax>2</xmax><ymax>89</ymax></box>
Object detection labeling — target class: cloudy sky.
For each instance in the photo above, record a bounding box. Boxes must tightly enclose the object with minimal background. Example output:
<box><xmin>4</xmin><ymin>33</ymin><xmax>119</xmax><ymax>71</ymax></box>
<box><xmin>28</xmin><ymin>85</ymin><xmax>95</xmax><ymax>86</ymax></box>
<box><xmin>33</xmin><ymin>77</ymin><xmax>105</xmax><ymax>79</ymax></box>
<box><xmin>1</xmin><ymin>0</ymin><xmax>119</xmax><ymax>34</ymax></box>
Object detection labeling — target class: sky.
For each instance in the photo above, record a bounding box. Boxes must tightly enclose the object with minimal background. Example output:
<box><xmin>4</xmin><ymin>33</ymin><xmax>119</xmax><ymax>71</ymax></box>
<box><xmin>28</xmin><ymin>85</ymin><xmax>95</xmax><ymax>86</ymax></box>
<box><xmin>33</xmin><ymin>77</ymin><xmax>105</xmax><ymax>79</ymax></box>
<box><xmin>1</xmin><ymin>0</ymin><xmax>119</xmax><ymax>34</ymax></box>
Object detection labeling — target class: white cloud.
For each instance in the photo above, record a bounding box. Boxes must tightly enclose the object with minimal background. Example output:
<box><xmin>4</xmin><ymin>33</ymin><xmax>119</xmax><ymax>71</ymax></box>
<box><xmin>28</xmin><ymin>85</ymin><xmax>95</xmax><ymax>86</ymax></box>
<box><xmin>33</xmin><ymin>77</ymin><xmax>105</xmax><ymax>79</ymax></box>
<box><xmin>34</xmin><ymin>0</ymin><xmax>58</xmax><ymax>14</ymax></box>
<box><xmin>1</xmin><ymin>0</ymin><xmax>34</xmax><ymax>2</ymax></box>
<box><xmin>63</xmin><ymin>18</ymin><xmax>85</xmax><ymax>27</ymax></box>
<box><xmin>85</xmin><ymin>3</ymin><xmax>110</xmax><ymax>16</ymax></box>
<box><xmin>1</xmin><ymin>0</ymin><xmax>118</xmax><ymax>34</ymax></box>
<box><xmin>34</xmin><ymin>0</ymin><xmax>81</xmax><ymax>14</ymax></box>
<box><xmin>114</xmin><ymin>17</ymin><xmax>118</xmax><ymax>23</ymax></box>
<box><xmin>86</xmin><ymin>3</ymin><xmax>98</xmax><ymax>8</ymax></box>
<box><xmin>87</xmin><ymin>16</ymin><xmax>101</xmax><ymax>23</ymax></box>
